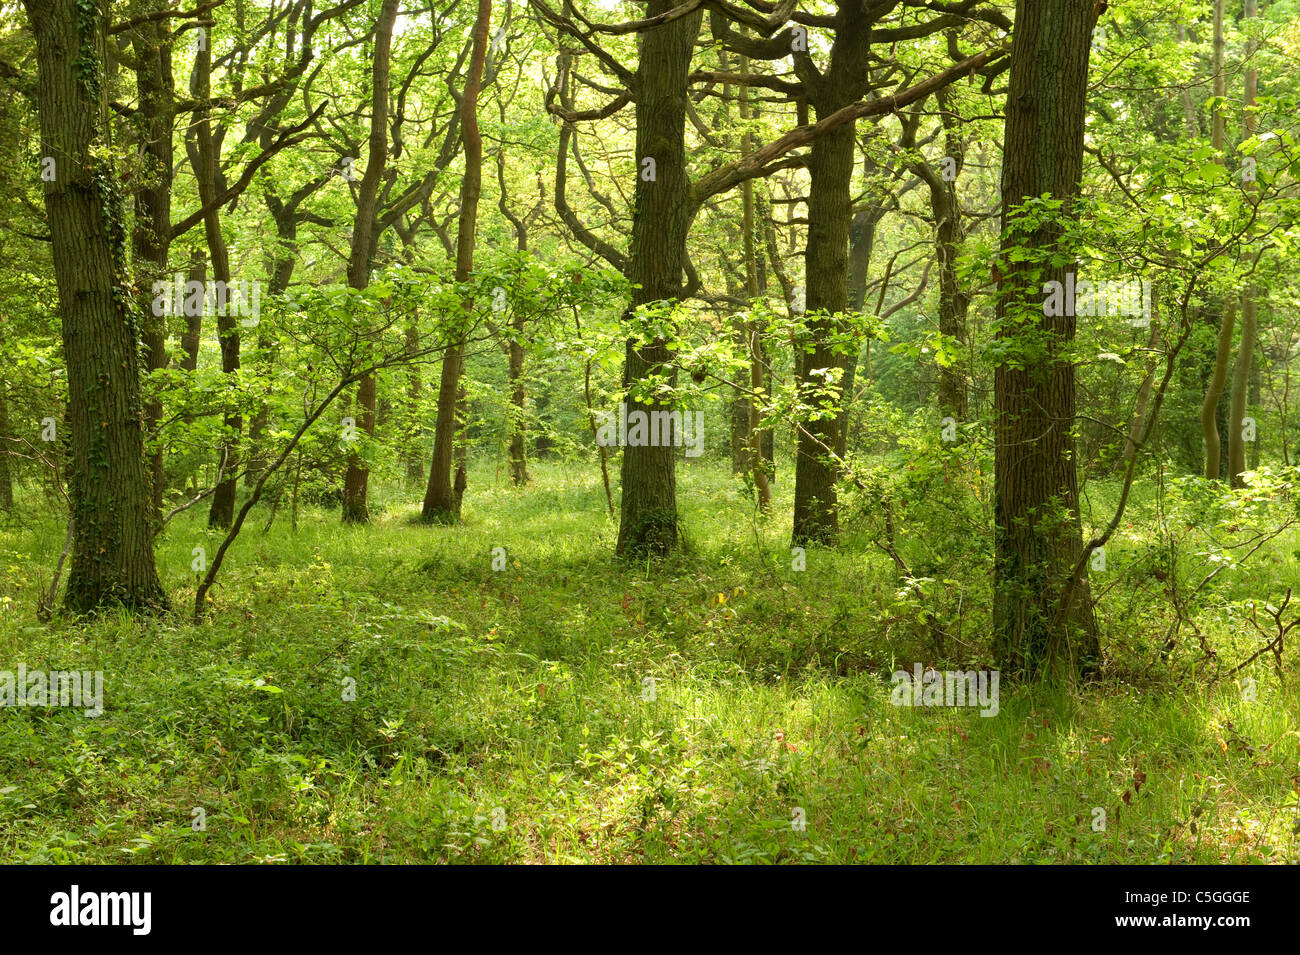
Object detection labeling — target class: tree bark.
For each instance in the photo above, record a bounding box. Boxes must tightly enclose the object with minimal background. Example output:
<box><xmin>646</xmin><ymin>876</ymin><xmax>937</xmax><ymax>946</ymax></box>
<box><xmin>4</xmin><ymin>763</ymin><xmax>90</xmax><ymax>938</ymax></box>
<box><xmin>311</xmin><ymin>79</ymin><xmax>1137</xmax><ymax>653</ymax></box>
<box><xmin>190</xmin><ymin>30</ymin><xmax>240</xmax><ymax>530</ymax></box>
<box><xmin>992</xmin><ymin>0</ymin><xmax>1099</xmax><ymax>679</ymax></box>
<box><xmin>342</xmin><ymin>0</ymin><xmax>401</xmax><ymax>523</ymax></box>
<box><xmin>0</xmin><ymin>387</ymin><xmax>12</xmax><ymax>509</ymax></box>
<box><xmin>130</xmin><ymin>3</ymin><xmax>174</xmax><ymax>521</ymax></box>
<box><xmin>736</xmin><ymin>53</ymin><xmax>771</xmax><ymax>511</ymax></box>
<box><xmin>1203</xmin><ymin>296</ymin><xmax>1236</xmax><ymax>480</ymax></box>
<box><xmin>422</xmin><ymin>0</ymin><xmax>492</xmax><ymax>522</ymax></box>
<box><xmin>728</xmin><ymin>274</ymin><xmax>749</xmax><ymax>475</ymax></box>
<box><xmin>792</xmin><ymin>1</ymin><xmax>872</xmax><ymax>546</ymax></box>
<box><xmin>613</xmin><ymin>0</ymin><xmax>703</xmax><ymax>556</ymax></box>
<box><xmin>178</xmin><ymin>248</ymin><xmax>204</xmax><ymax>372</ymax></box>
<box><xmin>1228</xmin><ymin>0</ymin><xmax>1258</xmax><ymax>489</ymax></box>
<box><xmin>909</xmin><ymin>88</ymin><xmax>970</xmax><ymax>421</ymax></box>
<box><xmin>1202</xmin><ymin>0</ymin><xmax>1234</xmax><ymax>482</ymax></box>
<box><xmin>1120</xmin><ymin>299</ymin><xmax>1162</xmax><ymax>473</ymax></box>
<box><xmin>839</xmin><ymin>191</ymin><xmax>886</xmax><ymax>457</ymax></box>
<box><xmin>506</xmin><ymin>326</ymin><xmax>529</xmax><ymax>486</ymax></box>
<box><xmin>404</xmin><ymin>321</ymin><xmax>426</xmax><ymax>487</ymax></box>
<box><xmin>498</xmin><ymin>152</ymin><xmax>532</xmax><ymax>487</ymax></box>
<box><xmin>24</xmin><ymin>0</ymin><xmax>166</xmax><ymax>612</ymax></box>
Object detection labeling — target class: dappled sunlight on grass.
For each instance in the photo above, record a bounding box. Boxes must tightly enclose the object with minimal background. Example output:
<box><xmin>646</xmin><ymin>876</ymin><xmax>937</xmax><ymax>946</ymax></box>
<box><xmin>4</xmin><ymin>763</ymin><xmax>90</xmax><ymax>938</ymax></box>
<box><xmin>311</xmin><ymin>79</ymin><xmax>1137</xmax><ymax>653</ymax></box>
<box><xmin>0</xmin><ymin>461</ymin><xmax>1297</xmax><ymax>863</ymax></box>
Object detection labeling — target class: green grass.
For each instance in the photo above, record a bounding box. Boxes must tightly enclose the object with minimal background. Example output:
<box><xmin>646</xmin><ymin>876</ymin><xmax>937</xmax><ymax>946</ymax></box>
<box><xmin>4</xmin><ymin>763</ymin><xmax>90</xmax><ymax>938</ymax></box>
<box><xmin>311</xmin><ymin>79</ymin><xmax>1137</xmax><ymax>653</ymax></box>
<box><xmin>0</xmin><ymin>459</ymin><xmax>1297</xmax><ymax>863</ymax></box>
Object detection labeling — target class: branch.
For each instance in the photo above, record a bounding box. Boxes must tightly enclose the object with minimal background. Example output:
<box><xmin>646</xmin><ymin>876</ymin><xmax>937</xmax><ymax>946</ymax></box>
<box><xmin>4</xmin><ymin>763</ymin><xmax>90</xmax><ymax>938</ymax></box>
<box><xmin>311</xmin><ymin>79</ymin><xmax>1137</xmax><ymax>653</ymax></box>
<box><xmin>691</xmin><ymin>45</ymin><xmax>1008</xmax><ymax>206</ymax></box>
<box><xmin>110</xmin><ymin>0</ymin><xmax>223</xmax><ymax>34</ymax></box>
<box><xmin>169</xmin><ymin>103</ymin><xmax>326</xmax><ymax>240</ymax></box>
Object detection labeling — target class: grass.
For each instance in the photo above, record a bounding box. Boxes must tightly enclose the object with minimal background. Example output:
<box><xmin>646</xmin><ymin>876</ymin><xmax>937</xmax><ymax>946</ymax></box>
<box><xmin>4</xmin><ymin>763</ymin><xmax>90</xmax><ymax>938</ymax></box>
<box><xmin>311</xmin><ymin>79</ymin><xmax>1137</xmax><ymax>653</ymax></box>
<box><xmin>0</xmin><ymin>458</ymin><xmax>1297</xmax><ymax>863</ymax></box>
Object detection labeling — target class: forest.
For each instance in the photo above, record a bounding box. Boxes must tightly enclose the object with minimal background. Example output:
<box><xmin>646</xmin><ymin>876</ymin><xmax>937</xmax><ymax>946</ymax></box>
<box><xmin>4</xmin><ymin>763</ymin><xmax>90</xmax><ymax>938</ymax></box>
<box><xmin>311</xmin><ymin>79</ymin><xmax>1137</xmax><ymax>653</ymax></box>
<box><xmin>0</xmin><ymin>0</ymin><xmax>1298</xmax><ymax>867</ymax></box>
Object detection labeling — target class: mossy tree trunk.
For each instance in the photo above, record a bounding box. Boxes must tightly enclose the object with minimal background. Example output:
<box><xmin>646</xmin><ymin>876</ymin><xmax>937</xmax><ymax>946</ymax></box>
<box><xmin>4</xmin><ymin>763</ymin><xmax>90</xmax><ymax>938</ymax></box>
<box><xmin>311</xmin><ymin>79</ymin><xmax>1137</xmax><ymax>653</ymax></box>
<box><xmin>24</xmin><ymin>0</ymin><xmax>166</xmax><ymax>612</ymax></box>
<box><xmin>342</xmin><ymin>0</ymin><xmax>401</xmax><ymax>524</ymax></box>
<box><xmin>422</xmin><ymin>0</ymin><xmax>491</xmax><ymax>523</ymax></box>
<box><xmin>613</xmin><ymin>1</ymin><xmax>703</xmax><ymax>556</ymax></box>
<box><xmin>792</xmin><ymin>3</ymin><xmax>872</xmax><ymax>546</ymax></box>
<box><xmin>992</xmin><ymin>0</ymin><xmax>1099</xmax><ymax>679</ymax></box>
<box><xmin>129</xmin><ymin>3</ymin><xmax>174</xmax><ymax>521</ymax></box>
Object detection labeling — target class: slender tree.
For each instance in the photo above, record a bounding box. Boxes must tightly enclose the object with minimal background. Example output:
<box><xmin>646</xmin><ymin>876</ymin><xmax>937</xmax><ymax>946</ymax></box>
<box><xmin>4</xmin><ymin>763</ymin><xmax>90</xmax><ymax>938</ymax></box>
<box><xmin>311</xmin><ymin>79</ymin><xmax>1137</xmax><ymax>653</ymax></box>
<box><xmin>342</xmin><ymin>0</ymin><xmax>402</xmax><ymax>523</ymax></box>
<box><xmin>1201</xmin><ymin>0</ymin><xmax>1234</xmax><ymax>481</ymax></box>
<box><xmin>423</xmin><ymin>0</ymin><xmax>494</xmax><ymax>522</ymax></box>
<box><xmin>1228</xmin><ymin>0</ymin><xmax>1259</xmax><ymax>488</ymax></box>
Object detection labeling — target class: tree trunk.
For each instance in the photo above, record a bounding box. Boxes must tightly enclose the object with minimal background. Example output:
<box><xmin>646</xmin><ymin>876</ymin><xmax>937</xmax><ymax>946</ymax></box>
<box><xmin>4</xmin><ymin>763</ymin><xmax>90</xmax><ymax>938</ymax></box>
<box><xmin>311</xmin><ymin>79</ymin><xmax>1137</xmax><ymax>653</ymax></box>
<box><xmin>423</xmin><ymin>339</ymin><xmax>464</xmax><ymax>522</ymax></box>
<box><xmin>792</xmin><ymin>152</ymin><xmax>853</xmax><ymax>540</ymax></box>
<box><xmin>0</xmin><ymin>387</ymin><xmax>12</xmax><ymax>509</ymax></box>
<box><xmin>422</xmin><ymin>0</ymin><xmax>491</xmax><ymax>522</ymax></box>
<box><xmin>792</xmin><ymin>2</ymin><xmax>871</xmax><ymax>546</ymax></box>
<box><xmin>191</xmin><ymin>34</ymin><xmax>240</xmax><ymax>530</ymax></box>
<box><xmin>1229</xmin><ymin>302</ymin><xmax>1258</xmax><ymax>487</ymax></box>
<box><xmin>1228</xmin><ymin>0</ymin><xmax>1258</xmax><ymax>489</ymax></box>
<box><xmin>923</xmin><ymin>89</ymin><xmax>970</xmax><ymax>420</ymax></box>
<box><xmin>729</xmin><ymin>273</ymin><xmax>750</xmax><ymax>476</ymax></box>
<box><xmin>507</xmin><ymin>327</ymin><xmax>529</xmax><ymax>485</ymax></box>
<box><xmin>1203</xmin><ymin>296</ymin><xmax>1236</xmax><ymax>480</ymax></box>
<box><xmin>735</xmin><ymin>53</ymin><xmax>771</xmax><ymax>511</ymax></box>
<box><xmin>612</xmin><ymin>0</ymin><xmax>703</xmax><ymax>557</ymax></box>
<box><xmin>839</xmin><ymin>187</ymin><xmax>887</xmax><ymax>457</ymax></box>
<box><xmin>178</xmin><ymin>249</ymin><xmax>203</xmax><ymax>499</ymax></box>
<box><xmin>405</xmin><ymin>322</ymin><xmax>426</xmax><ymax>486</ymax></box>
<box><xmin>721</xmin><ymin>63</ymin><xmax>751</xmax><ymax>479</ymax></box>
<box><xmin>1248</xmin><ymin>351</ymin><xmax>1261</xmax><ymax>470</ymax></box>
<box><xmin>130</xmin><ymin>5</ymin><xmax>174</xmax><ymax>521</ymax></box>
<box><xmin>756</xmin><ymin>195</ymin><xmax>775</xmax><ymax>475</ymax></box>
<box><xmin>247</xmin><ymin>189</ymin><xmax>308</xmax><ymax>487</ymax></box>
<box><xmin>178</xmin><ymin>249</ymin><xmax>204</xmax><ymax>372</ymax></box>
<box><xmin>992</xmin><ymin>0</ymin><xmax>1099</xmax><ymax>679</ymax></box>
<box><xmin>24</xmin><ymin>0</ymin><xmax>166</xmax><ymax>611</ymax></box>
<box><xmin>453</xmin><ymin>378</ymin><xmax>469</xmax><ymax>512</ymax></box>
<box><xmin>498</xmin><ymin>154</ymin><xmax>532</xmax><ymax>487</ymax></box>
<box><xmin>1120</xmin><ymin>299</ymin><xmax>1162</xmax><ymax>473</ymax></box>
<box><xmin>342</xmin><ymin>0</ymin><xmax>402</xmax><ymax>523</ymax></box>
<box><xmin>1202</xmin><ymin>0</ymin><xmax>1234</xmax><ymax>482</ymax></box>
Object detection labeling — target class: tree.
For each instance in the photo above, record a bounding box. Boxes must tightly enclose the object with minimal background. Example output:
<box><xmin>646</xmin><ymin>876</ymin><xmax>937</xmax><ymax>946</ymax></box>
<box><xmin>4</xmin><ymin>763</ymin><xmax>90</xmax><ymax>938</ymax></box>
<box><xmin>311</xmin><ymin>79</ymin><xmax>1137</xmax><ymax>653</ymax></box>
<box><xmin>1228</xmin><ymin>0</ymin><xmax>1260</xmax><ymax>489</ymax></box>
<box><xmin>738</xmin><ymin>53</ymin><xmax>771</xmax><ymax>513</ymax></box>
<box><xmin>1201</xmin><ymin>0</ymin><xmax>1234</xmax><ymax>482</ymax></box>
<box><xmin>188</xmin><ymin>19</ymin><xmax>243</xmax><ymax>530</ymax></box>
<box><xmin>788</xmin><ymin>2</ymin><xmax>874</xmax><ymax>546</ymax></box>
<box><xmin>342</xmin><ymin>0</ymin><xmax>402</xmax><ymax>524</ymax></box>
<box><xmin>127</xmin><ymin>0</ymin><xmax>175</xmax><ymax>520</ymax></box>
<box><xmin>0</xmin><ymin>387</ymin><xmax>12</xmax><ymax>509</ymax></box>
<box><xmin>609</xmin><ymin>0</ymin><xmax>703</xmax><ymax>555</ymax></box>
<box><xmin>904</xmin><ymin>86</ymin><xmax>970</xmax><ymax>422</ymax></box>
<box><xmin>540</xmin><ymin>0</ymin><xmax>1005</xmax><ymax>554</ymax></box>
<box><xmin>23</xmin><ymin>0</ymin><xmax>166</xmax><ymax>611</ymax></box>
<box><xmin>703</xmin><ymin>0</ymin><xmax>1008</xmax><ymax>545</ymax></box>
<box><xmin>991</xmin><ymin>0</ymin><xmax>1099</xmax><ymax>678</ymax></box>
<box><xmin>422</xmin><ymin>0</ymin><xmax>493</xmax><ymax>523</ymax></box>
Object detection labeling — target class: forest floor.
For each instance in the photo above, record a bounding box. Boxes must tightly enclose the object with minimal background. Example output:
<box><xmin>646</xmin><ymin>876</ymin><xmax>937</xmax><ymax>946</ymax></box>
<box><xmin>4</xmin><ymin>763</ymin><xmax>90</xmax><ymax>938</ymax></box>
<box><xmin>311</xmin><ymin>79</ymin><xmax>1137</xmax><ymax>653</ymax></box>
<box><xmin>1</xmin><ymin>460</ymin><xmax>1297</xmax><ymax>863</ymax></box>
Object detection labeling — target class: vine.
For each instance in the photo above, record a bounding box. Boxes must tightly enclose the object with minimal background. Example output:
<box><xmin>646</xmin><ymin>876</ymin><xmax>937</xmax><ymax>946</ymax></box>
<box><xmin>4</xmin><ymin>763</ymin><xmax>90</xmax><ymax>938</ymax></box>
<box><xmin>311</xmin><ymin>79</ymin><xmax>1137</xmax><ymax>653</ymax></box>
<box><xmin>73</xmin><ymin>0</ymin><xmax>102</xmax><ymax>100</ymax></box>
